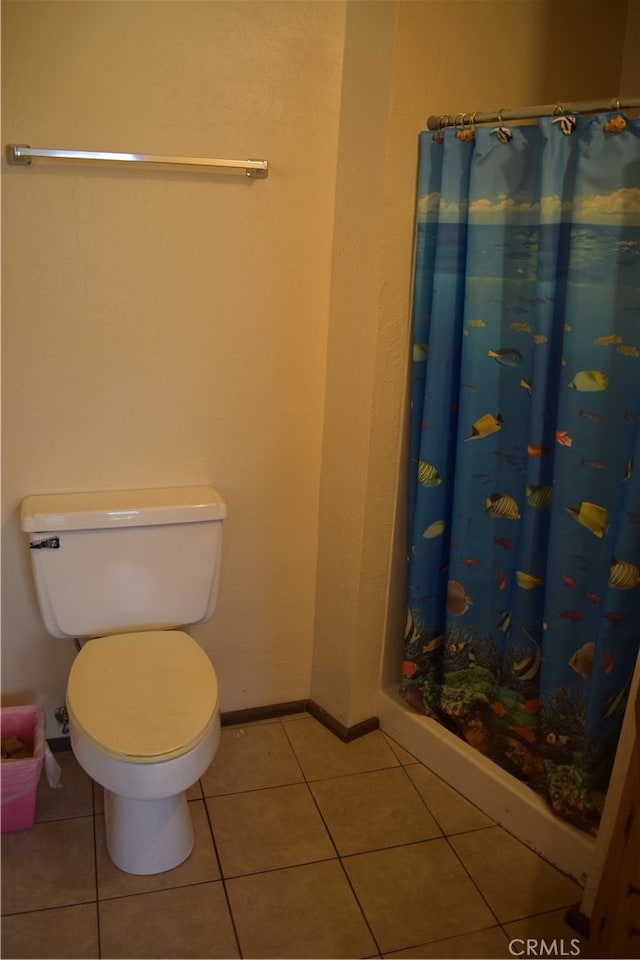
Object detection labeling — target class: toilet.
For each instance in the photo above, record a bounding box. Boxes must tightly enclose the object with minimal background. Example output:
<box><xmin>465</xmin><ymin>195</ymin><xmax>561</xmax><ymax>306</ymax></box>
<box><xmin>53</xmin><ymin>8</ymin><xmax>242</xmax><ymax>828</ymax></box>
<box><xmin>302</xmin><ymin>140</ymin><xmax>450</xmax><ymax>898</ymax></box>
<box><xmin>21</xmin><ymin>485</ymin><xmax>227</xmax><ymax>876</ymax></box>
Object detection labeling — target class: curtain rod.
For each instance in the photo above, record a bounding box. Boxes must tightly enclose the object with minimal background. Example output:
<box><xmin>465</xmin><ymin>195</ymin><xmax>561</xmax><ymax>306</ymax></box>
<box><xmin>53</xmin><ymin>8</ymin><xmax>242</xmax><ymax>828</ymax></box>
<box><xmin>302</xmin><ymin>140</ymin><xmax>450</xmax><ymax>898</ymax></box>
<box><xmin>5</xmin><ymin>144</ymin><xmax>268</xmax><ymax>178</ymax></box>
<box><xmin>426</xmin><ymin>97</ymin><xmax>640</xmax><ymax>130</ymax></box>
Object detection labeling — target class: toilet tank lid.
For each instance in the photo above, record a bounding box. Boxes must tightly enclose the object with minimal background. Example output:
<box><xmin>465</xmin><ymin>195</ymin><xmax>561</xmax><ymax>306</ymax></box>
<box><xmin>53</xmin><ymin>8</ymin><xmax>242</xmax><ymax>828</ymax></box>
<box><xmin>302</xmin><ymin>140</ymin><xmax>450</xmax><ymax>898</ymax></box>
<box><xmin>21</xmin><ymin>485</ymin><xmax>227</xmax><ymax>532</ymax></box>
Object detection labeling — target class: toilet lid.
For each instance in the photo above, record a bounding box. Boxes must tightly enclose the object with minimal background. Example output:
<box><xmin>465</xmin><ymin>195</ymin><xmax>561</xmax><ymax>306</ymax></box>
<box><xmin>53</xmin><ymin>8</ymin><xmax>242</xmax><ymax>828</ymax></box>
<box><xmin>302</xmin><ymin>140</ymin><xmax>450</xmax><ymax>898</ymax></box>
<box><xmin>66</xmin><ymin>630</ymin><xmax>219</xmax><ymax>762</ymax></box>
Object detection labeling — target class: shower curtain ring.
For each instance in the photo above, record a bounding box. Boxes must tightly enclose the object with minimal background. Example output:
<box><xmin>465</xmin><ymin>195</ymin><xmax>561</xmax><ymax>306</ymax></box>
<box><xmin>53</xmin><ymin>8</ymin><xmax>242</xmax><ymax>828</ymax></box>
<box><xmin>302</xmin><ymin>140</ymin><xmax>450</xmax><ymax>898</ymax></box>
<box><xmin>439</xmin><ymin>115</ymin><xmax>448</xmax><ymax>129</ymax></box>
<box><xmin>497</xmin><ymin>109</ymin><xmax>504</xmax><ymax>123</ymax></box>
<box><xmin>553</xmin><ymin>103</ymin><xmax>564</xmax><ymax>116</ymax></box>
<box><xmin>456</xmin><ymin>113</ymin><xmax>476</xmax><ymax>141</ymax></box>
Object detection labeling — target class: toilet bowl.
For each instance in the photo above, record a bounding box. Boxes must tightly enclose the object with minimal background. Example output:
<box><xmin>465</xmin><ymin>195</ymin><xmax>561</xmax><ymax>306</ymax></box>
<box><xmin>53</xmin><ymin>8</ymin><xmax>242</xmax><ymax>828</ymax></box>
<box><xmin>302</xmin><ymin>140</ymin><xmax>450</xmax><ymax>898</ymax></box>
<box><xmin>67</xmin><ymin>630</ymin><xmax>220</xmax><ymax>875</ymax></box>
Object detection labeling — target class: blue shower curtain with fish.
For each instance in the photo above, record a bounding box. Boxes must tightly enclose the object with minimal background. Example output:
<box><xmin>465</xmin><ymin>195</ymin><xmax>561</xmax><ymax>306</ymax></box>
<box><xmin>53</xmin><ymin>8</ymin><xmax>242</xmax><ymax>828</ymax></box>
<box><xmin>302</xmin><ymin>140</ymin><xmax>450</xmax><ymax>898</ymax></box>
<box><xmin>403</xmin><ymin>111</ymin><xmax>640</xmax><ymax>833</ymax></box>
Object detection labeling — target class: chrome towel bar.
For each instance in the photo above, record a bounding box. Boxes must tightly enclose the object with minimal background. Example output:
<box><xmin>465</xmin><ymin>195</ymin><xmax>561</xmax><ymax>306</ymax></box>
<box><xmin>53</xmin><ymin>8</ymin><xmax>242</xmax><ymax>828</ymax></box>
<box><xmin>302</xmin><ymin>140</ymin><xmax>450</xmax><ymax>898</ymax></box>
<box><xmin>5</xmin><ymin>144</ymin><xmax>268</xmax><ymax>178</ymax></box>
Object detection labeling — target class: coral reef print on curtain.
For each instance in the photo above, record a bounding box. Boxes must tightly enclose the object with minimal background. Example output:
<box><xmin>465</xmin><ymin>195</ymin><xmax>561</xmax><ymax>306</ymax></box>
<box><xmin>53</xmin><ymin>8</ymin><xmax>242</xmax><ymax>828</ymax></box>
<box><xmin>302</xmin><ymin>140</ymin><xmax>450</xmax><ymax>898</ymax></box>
<box><xmin>403</xmin><ymin>111</ymin><xmax>640</xmax><ymax>834</ymax></box>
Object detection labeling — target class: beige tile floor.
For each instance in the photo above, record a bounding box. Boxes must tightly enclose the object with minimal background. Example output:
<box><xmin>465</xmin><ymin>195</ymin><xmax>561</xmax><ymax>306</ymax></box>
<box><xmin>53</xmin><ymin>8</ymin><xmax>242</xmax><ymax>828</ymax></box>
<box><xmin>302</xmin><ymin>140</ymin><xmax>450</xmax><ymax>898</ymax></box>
<box><xmin>1</xmin><ymin>713</ymin><xmax>589</xmax><ymax>959</ymax></box>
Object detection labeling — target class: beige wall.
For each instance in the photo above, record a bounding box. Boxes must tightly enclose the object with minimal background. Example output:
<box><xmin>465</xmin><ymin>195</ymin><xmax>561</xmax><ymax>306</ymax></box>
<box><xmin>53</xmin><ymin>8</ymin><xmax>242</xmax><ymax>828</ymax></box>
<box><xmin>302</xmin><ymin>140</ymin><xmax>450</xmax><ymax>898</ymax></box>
<box><xmin>2</xmin><ymin>0</ymin><xmax>632</xmax><ymax>737</ymax></box>
<box><xmin>1</xmin><ymin>0</ymin><xmax>346</xmax><ymax>732</ymax></box>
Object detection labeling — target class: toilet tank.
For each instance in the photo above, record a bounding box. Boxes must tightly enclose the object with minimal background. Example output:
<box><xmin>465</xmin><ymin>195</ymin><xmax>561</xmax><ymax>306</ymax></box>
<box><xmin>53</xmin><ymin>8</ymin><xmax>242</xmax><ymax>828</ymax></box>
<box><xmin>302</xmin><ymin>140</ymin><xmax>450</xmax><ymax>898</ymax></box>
<box><xmin>21</xmin><ymin>486</ymin><xmax>227</xmax><ymax>639</ymax></box>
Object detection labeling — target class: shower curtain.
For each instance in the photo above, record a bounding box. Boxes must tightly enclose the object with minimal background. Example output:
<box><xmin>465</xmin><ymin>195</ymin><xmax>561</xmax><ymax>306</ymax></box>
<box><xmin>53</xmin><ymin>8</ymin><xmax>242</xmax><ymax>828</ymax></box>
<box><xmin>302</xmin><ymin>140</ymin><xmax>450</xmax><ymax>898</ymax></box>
<box><xmin>403</xmin><ymin>110</ymin><xmax>640</xmax><ymax>833</ymax></box>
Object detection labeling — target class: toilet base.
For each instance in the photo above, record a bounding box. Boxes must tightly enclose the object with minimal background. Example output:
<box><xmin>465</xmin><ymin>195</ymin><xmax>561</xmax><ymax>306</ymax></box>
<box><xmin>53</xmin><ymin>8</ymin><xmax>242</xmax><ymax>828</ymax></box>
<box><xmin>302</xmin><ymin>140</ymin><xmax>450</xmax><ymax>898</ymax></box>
<box><xmin>104</xmin><ymin>789</ymin><xmax>194</xmax><ymax>875</ymax></box>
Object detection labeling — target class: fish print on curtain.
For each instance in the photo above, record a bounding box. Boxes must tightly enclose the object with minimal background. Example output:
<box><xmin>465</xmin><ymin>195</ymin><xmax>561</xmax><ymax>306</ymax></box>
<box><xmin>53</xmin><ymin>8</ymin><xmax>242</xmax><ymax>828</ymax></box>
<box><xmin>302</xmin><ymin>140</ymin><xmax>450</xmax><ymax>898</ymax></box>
<box><xmin>403</xmin><ymin>111</ymin><xmax>640</xmax><ymax>834</ymax></box>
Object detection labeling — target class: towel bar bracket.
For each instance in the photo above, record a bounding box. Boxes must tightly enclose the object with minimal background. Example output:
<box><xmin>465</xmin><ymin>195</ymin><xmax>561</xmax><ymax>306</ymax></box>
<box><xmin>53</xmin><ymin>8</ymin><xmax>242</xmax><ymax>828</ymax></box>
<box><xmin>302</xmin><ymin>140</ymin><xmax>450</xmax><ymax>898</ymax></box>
<box><xmin>244</xmin><ymin>159</ymin><xmax>268</xmax><ymax>179</ymax></box>
<box><xmin>6</xmin><ymin>144</ymin><xmax>32</xmax><ymax>166</ymax></box>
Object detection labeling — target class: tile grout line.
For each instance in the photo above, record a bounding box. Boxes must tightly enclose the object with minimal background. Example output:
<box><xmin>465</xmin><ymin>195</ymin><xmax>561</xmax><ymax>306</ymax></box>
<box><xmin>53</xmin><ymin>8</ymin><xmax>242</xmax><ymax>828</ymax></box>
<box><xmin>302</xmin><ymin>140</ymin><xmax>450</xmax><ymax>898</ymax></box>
<box><xmin>398</xmin><ymin>761</ymin><xmax>517</xmax><ymax>837</ymax></box>
<box><xmin>397</xmin><ymin>752</ymin><xmax>498</xmax><ymax>839</ymax></box>
<box><xmin>91</xmin><ymin>781</ymin><xmax>103</xmax><ymax>959</ymax></box>
<box><xmin>442</xmin><ymin>830</ymin><xmax>505</xmax><ymax>930</ymax></box>
<box><xmin>383</xmin><ymin>920</ymin><xmax>510</xmax><ymax>959</ymax></box>
<box><xmin>276</xmin><ymin>715</ymin><xmax>307</xmax><ymax>784</ymax></box>
<box><xmin>278</xmin><ymin>716</ymin><xmax>385</xmax><ymax>958</ymax></box>
<box><xmin>395</xmin><ymin>760</ymin><xmax>449</xmax><ymax>838</ymax></box>
<box><xmin>200</xmin><ymin>786</ymin><xmax>244</xmax><ymax>960</ymax></box>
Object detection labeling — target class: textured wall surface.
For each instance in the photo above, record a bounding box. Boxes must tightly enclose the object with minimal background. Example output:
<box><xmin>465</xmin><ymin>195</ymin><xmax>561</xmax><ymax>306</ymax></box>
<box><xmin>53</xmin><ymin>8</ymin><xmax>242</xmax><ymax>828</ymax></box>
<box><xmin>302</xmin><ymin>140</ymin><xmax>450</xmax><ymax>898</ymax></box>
<box><xmin>1</xmin><ymin>0</ymin><xmax>631</xmax><ymax>736</ymax></box>
<box><xmin>2</xmin><ymin>0</ymin><xmax>346</xmax><ymax>731</ymax></box>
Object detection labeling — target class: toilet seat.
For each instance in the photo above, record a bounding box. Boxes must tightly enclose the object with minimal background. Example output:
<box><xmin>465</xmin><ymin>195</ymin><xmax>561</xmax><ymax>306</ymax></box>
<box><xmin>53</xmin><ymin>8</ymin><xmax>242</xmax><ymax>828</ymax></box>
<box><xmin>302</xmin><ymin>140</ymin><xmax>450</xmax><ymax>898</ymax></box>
<box><xmin>66</xmin><ymin>630</ymin><xmax>219</xmax><ymax>763</ymax></box>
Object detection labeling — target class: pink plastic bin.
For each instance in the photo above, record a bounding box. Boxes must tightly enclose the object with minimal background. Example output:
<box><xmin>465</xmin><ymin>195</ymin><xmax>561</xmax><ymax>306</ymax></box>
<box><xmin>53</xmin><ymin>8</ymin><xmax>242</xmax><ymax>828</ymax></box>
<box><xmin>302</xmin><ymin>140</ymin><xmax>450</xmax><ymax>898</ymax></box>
<box><xmin>1</xmin><ymin>705</ymin><xmax>44</xmax><ymax>832</ymax></box>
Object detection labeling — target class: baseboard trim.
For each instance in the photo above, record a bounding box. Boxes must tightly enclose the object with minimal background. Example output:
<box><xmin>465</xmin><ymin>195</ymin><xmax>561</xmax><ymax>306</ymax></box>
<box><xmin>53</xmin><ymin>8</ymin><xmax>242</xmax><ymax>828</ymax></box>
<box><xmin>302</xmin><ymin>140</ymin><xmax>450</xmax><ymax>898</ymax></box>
<box><xmin>48</xmin><ymin>700</ymin><xmax>379</xmax><ymax>753</ymax></box>
<box><xmin>222</xmin><ymin>699</ymin><xmax>379</xmax><ymax>742</ymax></box>
<box><xmin>220</xmin><ymin>700</ymin><xmax>309</xmax><ymax>727</ymax></box>
<box><xmin>306</xmin><ymin>700</ymin><xmax>379</xmax><ymax>742</ymax></box>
